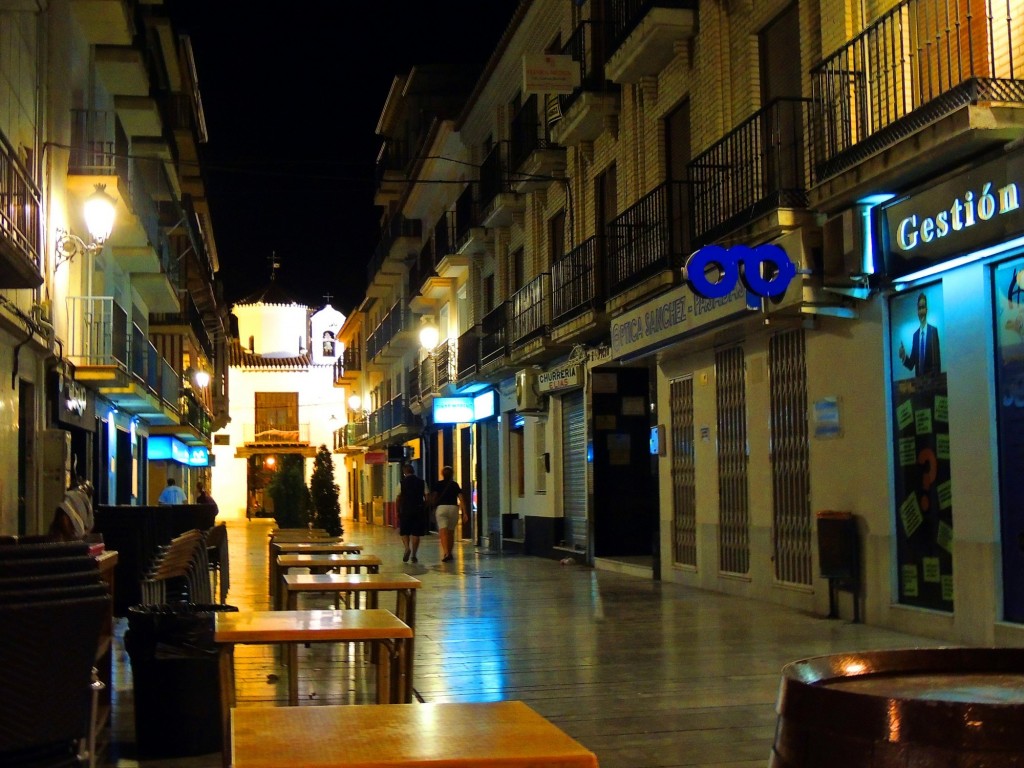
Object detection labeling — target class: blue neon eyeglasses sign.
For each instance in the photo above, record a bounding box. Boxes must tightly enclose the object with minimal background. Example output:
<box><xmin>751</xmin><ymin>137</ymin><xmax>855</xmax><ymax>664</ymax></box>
<box><xmin>684</xmin><ymin>244</ymin><xmax>797</xmax><ymax>300</ymax></box>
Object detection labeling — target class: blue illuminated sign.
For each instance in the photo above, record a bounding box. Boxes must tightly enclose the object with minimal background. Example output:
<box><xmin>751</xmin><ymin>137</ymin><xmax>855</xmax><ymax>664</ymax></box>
<box><xmin>433</xmin><ymin>391</ymin><xmax>496</xmax><ymax>424</ymax></box>
<box><xmin>148</xmin><ymin>436</ymin><xmax>209</xmax><ymax>466</ymax></box>
<box><xmin>685</xmin><ymin>244</ymin><xmax>796</xmax><ymax>300</ymax></box>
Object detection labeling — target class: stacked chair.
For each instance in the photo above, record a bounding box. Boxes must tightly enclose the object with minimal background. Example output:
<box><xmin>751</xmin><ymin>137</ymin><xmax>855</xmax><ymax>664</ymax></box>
<box><xmin>0</xmin><ymin>541</ymin><xmax>108</xmax><ymax>768</ymax></box>
<box><xmin>140</xmin><ymin>529</ymin><xmax>212</xmax><ymax>605</ymax></box>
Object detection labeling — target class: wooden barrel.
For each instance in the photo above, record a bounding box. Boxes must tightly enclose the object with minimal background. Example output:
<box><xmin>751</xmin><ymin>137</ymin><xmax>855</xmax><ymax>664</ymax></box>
<box><xmin>770</xmin><ymin>647</ymin><xmax>1024</xmax><ymax>767</ymax></box>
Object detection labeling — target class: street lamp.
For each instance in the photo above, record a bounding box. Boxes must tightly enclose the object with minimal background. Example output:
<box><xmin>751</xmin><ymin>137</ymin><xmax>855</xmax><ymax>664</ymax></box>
<box><xmin>55</xmin><ymin>184</ymin><xmax>117</xmax><ymax>268</ymax></box>
<box><xmin>418</xmin><ymin>319</ymin><xmax>439</xmax><ymax>352</ymax></box>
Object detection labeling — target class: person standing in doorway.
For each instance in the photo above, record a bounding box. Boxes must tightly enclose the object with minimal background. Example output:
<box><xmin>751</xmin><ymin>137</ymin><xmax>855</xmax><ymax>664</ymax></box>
<box><xmin>396</xmin><ymin>463</ymin><xmax>427</xmax><ymax>563</ymax></box>
<box><xmin>158</xmin><ymin>477</ymin><xmax>187</xmax><ymax>505</ymax></box>
<box><xmin>430</xmin><ymin>465</ymin><xmax>467</xmax><ymax>563</ymax></box>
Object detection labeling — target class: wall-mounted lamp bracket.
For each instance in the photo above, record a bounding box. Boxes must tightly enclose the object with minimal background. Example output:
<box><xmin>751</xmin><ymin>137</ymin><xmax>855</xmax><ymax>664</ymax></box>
<box><xmin>54</xmin><ymin>228</ymin><xmax>102</xmax><ymax>270</ymax></box>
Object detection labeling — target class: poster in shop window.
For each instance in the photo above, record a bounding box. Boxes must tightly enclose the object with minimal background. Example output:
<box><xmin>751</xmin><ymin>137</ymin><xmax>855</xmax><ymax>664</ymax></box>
<box><xmin>890</xmin><ymin>285</ymin><xmax>953</xmax><ymax>612</ymax></box>
<box><xmin>994</xmin><ymin>258</ymin><xmax>1024</xmax><ymax>624</ymax></box>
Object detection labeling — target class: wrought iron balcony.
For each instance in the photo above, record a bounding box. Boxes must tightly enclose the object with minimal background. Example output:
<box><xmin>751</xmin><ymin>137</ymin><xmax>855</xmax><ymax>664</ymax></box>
<box><xmin>552</xmin><ymin>236</ymin><xmax>605</xmax><ymax>325</ymax></box>
<box><xmin>151</xmin><ymin>294</ymin><xmax>215</xmax><ymax>361</ymax></box>
<box><xmin>509</xmin><ymin>95</ymin><xmax>564</xmax><ymax>192</ymax></box>
<box><xmin>552</xmin><ymin>21</ymin><xmax>619</xmax><ymax>146</ymax></box>
<box><xmin>457</xmin><ymin>325</ymin><xmax>482</xmax><ymax>379</ymax></box>
<box><xmin>0</xmin><ymin>130</ymin><xmax>42</xmax><ymax>288</ymax></box>
<box><xmin>688</xmin><ymin>97</ymin><xmax>812</xmax><ymax>245</ymax></box>
<box><xmin>480</xmin><ymin>302</ymin><xmax>510</xmax><ymax>367</ymax></box>
<box><xmin>607</xmin><ymin>180</ymin><xmax>689</xmax><ymax>297</ymax></box>
<box><xmin>244</xmin><ymin>422</ymin><xmax>311</xmax><ymax>446</ymax></box>
<box><xmin>811</xmin><ymin>0</ymin><xmax>1024</xmax><ymax>184</ymax></box>
<box><xmin>366</xmin><ymin>300</ymin><xmax>414</xmax><ymax>361</ymax></box>
<box><xmin>605</xmin><ymin>0</ymin><xmax>698</xmax><ymax>83</ymax></box>
<box><xmin>478</xmin><ymin>143</ymin><xmax>513</xmax><ymax>216</ymax></box>
<box><xmin>332</xmin><ymin>346</ymin><xmax>362</xmax><ymax>385</ymax></box>
<box><xmin>366</xmin><ymin>213</ymin><xmax>421</xmax><ymax>288</ymax></box>
<box><xmin>509</xmin><ymin>273</ymin><xmax>551</xmax><ymax>348</ymax></box>
<box><xmin>368</xmin><ymin>395</ymin><xmax>417</xmax><ymax>441</ymax></box>
<box><xmin>67</xmin><ymin>296</ymin><xmax>129</xmax><ymax>370</ymax></box>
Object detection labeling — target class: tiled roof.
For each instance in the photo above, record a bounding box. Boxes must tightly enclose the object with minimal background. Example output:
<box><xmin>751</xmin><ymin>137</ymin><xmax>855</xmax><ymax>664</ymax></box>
<box><xmin>228</xmin><ymin>338</ymin><xmax>311</xmax><ymax>369</ymax></box>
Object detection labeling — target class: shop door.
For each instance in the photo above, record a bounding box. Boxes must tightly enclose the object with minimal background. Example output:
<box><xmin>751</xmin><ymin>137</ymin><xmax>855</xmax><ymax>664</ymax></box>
<box><xmin>561</xmin><ymin>390</ymin><xmax>588</xmax><ymax>554</ymax></box>
<box><xmin>115</xmin><ymin>428</ymin><xmax>133</xmax><ymax>505</ymax></box>
<box><xmin>483</xmin><ymin>420</ymin><xmax>501</xmax><ymax>549</ymax></box>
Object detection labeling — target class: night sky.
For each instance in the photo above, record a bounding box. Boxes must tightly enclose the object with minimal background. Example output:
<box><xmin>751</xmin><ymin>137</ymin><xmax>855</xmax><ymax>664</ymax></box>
<box><xmin>166</xmin><ymin>2</ymin><xmax>521</xmax><ymax>315</ymax></box>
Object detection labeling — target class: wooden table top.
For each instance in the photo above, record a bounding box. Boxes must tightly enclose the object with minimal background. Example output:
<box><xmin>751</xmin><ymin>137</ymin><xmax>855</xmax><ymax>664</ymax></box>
<box><xmin>214</xmin><ymin>609</ymin><xmax>411</xmax><ymax>643</ymax></box>
<box><xmin>231</xmin><ymin>701</ymin><xmax>599</xmax><ymax>768</ymax></box>
<box><xmin>276</xmin><ymin>553</ymin><xmax>382</xmax><ymax>568</ymax></box>
<box><xmin>283</xmin><ymin>573</ymin><xmax>422</xmax><ymax>592</ymax></box>
<box><xmin>273</xmin><ymin>541</ymin><xmax>362</xmax><ymax>554</ymax></box>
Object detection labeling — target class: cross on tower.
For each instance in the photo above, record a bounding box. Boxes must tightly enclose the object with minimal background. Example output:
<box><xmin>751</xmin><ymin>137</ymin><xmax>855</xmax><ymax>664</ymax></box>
<box><xmin>323</xmin><ymin>293</ymin><xmax>333</xmax><ymax>305</ymax></box>
<box><xmin>268</xmin><ymin>252</ymin><xmax>281</xmax><ymax>280</ymax></box>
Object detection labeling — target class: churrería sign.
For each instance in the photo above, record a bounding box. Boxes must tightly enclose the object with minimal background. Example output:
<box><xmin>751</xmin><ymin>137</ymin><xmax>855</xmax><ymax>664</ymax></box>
<box><xmin>538</xmin><ymin>362</ymin><xmax>582</xmax><ymax>393</ymax></box>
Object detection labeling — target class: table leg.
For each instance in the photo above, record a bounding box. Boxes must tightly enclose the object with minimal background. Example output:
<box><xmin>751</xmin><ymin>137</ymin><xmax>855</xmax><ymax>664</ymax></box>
<box><xmin>376</xmin><ymin>640</ymin><xmax>393</xmax><ymax>704</ymax></box>
<box><xmin>402</xmin><ymin>590</ymin><xmax>416</xmax><ymax>703</ymax></box>
<box><xmin>288</xmin><ymin>643</ymin><xmax>298</xmax><ymax>705</ymax></box>
<box><xmin>218</xmin><ymin>645</ymin><xmax>235</xmax><ymax>768</ymax></box>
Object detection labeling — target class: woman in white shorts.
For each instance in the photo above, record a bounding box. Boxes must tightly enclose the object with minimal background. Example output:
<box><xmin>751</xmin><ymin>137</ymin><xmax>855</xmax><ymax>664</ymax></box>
<box><xmin>429</xmin><ymin>465</ymin><xmax>466</xmax><ymax>563</ymax></box>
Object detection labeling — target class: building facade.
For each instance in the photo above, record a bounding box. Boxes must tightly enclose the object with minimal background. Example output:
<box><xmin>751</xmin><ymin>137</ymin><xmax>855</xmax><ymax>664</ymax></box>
<box><xmin>336</xmin><ymin>0</ymin><xmax>1024</xmax><ymax>647</ymax></box>
<box><xmin>212</xmin><ymin>283</ymin><xmax>348</xmax><ymax>522</ymax></box>
<box><xmin>0</xmin><ymin>0</ymin><xmax>227</xmax><ymax>535</ymax></box>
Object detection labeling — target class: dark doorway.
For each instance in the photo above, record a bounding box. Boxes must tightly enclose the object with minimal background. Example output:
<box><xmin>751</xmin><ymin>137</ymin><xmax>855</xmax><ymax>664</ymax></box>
<box><xmin>592</xmin><ymin>367</ymin><xmax>657</xmax><ymax>558</ymax></box>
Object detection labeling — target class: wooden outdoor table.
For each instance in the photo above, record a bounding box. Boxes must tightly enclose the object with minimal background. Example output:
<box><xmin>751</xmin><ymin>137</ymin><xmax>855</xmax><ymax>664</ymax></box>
<box><xmin>275</xmin><ymin>552</ymin><xmax>381</xmax><ymax>607</ymax></box>
<box><xmin>267</xmin><ymin>542</ymin><xmax>363</xmax><ymax>603</ymax></box>
<box><xmin>231</xmin><ymin>701</ymin><xmax>600</xmax><ymax>768</ymax></box>
<box><xmin>284</xmin><ymin>572</ymin><xmax>422</xmax><ymax>702</ymax></box>
<box><xmin>214</xmin><ymin>609</ymin><xmax>412</xmax><ymax>768</ymax></box>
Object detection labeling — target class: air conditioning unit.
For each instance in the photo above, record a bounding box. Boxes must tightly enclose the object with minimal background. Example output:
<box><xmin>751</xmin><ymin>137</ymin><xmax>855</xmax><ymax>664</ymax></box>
<box><xmin>515</xmin><ymin>368</ymin><xmax>545</xmax><ymax>413</ymax></box>
<box><xmin>822</xmin><ymin>207</ymin><xmax>871</xmax><ymax>297</ymax></box>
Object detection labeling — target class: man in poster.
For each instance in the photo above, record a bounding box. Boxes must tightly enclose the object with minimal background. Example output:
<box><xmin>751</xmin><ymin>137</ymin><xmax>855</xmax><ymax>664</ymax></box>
<box><xmin>898</xmin><ymin>292</ymin><xmax>941</xmax><ymax>376</ymax></box>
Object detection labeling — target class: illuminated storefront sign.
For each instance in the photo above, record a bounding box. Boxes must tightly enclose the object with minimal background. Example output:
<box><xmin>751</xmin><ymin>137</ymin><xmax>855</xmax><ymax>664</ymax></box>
<box><xmin>610</xmin><ymin>281</ymin><xmax>750</xmax><ymax>360</ymax></box>
<box><xmin>882</xmin><ymin>150</ymin><xmax>1024</xmax><ymax>280</ymax></box>
<box><xmin>432</xmin><ymin>391</ymin><xmax>496</xmax><ymax>424</ymax></box>
<box><xmin>148</xmin><ymin>436</ymin><xmax>209</xmax><ymax>466</ymax></box>
<box><xmin>684</xmin><ymin>243</ymin><xmax>797</xmax><ymax>299</ymax></box>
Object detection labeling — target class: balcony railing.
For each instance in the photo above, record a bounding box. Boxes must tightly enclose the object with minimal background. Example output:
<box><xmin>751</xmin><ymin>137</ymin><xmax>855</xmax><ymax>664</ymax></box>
<box><xmin>435</xmin><ymin>338</ymin><xmax>457</xmax><ymax>388</ymax></box>
<box><xmin>244</xmin><ymin>422</ymin><xmax>310</xmax><ymax>445</ymax></box>
<box><xmin>66</xmin><ymin>296</ymin><xmax>129</xmax><ymax>369</ymax></box>
<box><xmin>811</xmin><ymin>0</ymin><xmax>1024</xmax><ymax>183</ymax></box>
<box><xmin>479</xmin><ymin>143</ymin><xmax>511</xmax><ymax>213</ymax></box>
<box><xmin>454</xmin><ymin>184</ymin><xmax>480</xmax><ymax>249</ymax></box>
<box><xmin>332</xmin><ymin>346</ymin><xmax>362</xmax><ymax>382</ymax></box>
<box><xmin>366</xmin><ymin>300</ymin><xmax>414</xmax><ymax>361</ymax></box>
<box><xmin>607</xmin><ymin>0</ymin><xmax>699</xmax><ymax>58</ymax></box>
<box><xmin>366</xmin><ymin>213</ymin><xmax>422</xmax><ymax>285</ymax></box>
<box><xmin>481</xmin><ymin>302</ymin><xmax>509</xmax><ymax>366</ymax></box>
<box><xmin>341</xmin><ymin>420</ymin><xmax>369</xmax><ymax>449</ymax></box>
<box><xmin>368</xmin><ymin>395</ymin><xmax>416</xmax><ymax>438</ymax></box>
<box><xmin>457</xmin><ymin>325</ymin><xmax>482</xmax><ymax>379</ymax></box>
<box><xmin>607</xmin><ymin>181</ymin><xmax>689</xmax><ymax>297</ymax></box>
<box><xmin>558</xmin><ymin>21</ymin><xmax>614</xmax><ymax>116</ymax></box>
<box><xmin>510</xmin><ymin>273</ymin><xmax>551</xmax><ymax>347</ymax></box>
<box><xmin>510</xmin><ymin>95</ymin><xmax>557</xmax><ymax>174</ymax></box>
<box><xmin>0</xmin><ymin>130</ymin><xmax>42</xmax><ymax>286</ymax></box>
<box><xmin>152</xmin><ymin>294</ymin><xmax>214</xmax><ymax>360</ymax></box>
<box><xmin>179</xmin><ymin>388</ymin><xmax>212</xmax><ymax>437</ymax></box>
<box><xmin>688</xmin><ymin>98</ymin><xmax>812</xmax><ymax>245</ymax></box>
<box><xmin>552</xmin><ymin>236</ymin><xmax>605</xmax><ymax>325</ymax></box>
<box><xmin>69</xmin><ymin>109</ymin><xmax>130</xmax><ymax>186</ymax></box>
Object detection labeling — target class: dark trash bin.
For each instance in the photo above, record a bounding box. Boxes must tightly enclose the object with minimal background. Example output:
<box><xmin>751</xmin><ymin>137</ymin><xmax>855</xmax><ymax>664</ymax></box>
<box><xmin>125</xmin><ymin>602</ymin><xmax>238</xmax><ymax>758</ymax></box>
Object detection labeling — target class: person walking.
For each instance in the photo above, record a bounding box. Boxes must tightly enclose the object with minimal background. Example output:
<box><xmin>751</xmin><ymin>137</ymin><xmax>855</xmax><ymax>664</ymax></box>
<box><xmin>157</xmin><ymin>477</ymin><xmax>187</xmax><ymax>505</ymax></box>
<box><xmin>396</xmin><ymin>463</ymin><xmax>427</xmax><ymax>563</ymax></box>
<box><xmin>429</xmin><ymin>465</ymin><xmax>467</xmax><ymax>563</ymax></box>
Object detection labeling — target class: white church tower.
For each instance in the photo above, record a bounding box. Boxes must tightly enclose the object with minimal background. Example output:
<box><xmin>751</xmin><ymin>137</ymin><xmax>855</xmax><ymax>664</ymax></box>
<box><xmin>211</xmin><ymin>264</ymin><xmax>348</xmax><ymax>521</ymax></box>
